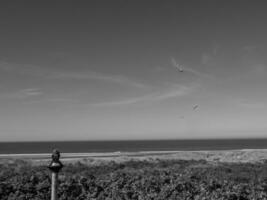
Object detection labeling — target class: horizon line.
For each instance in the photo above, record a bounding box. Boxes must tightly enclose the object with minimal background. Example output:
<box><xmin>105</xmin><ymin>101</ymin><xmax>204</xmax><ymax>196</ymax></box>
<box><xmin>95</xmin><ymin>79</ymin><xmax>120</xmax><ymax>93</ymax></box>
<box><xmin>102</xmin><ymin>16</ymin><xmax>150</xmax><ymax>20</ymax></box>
<box><xmin>1</xmin><ymin>137</ymin><xmax>267</xmax><ymax>143</ymax></box>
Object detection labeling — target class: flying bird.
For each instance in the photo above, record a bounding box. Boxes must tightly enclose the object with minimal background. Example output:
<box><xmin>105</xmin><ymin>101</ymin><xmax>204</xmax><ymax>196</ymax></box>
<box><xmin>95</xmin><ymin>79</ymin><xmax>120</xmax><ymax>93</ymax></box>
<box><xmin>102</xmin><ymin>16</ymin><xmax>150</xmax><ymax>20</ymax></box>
<box><xmin>171</xmin><ymin>58</ymin><xmax>183</xmax><ymax>72</ymax></box>
<box><xmin>193</xmin><ymin>105</ymin><xmax>199</xmax><ymax>110</ymax></box>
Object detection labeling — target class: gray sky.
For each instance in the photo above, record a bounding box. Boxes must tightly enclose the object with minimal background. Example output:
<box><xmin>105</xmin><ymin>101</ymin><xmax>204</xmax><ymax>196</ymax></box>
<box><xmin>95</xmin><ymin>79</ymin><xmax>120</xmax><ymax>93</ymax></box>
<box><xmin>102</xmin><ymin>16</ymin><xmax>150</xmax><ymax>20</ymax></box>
<box><xmin>1</xmin><ymin>1</ymin><xmax>267</xmax><ymax>141</ymax></box>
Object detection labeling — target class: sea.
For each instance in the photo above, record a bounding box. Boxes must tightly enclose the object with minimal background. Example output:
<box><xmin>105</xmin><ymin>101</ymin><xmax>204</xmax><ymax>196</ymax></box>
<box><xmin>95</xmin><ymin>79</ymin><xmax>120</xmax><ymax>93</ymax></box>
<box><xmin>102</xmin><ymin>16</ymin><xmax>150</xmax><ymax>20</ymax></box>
<box><xmin>1</xmin><ymin>139</ymin><xmax>267</xmax><ymax>154</ymax></box>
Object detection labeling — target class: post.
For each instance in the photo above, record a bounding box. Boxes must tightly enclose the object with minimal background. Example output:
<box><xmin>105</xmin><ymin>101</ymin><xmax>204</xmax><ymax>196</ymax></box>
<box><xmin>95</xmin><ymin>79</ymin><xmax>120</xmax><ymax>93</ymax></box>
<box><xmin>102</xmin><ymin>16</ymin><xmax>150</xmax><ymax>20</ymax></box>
<box><xmin>48</xmin><ymin>149</ymin><xmax>63</xmax><ymax>200</ymax></box>
<box><xmin>51</xmin><ymin>172</ymin><xmax>58</xmax><ymax>200</ymax></box>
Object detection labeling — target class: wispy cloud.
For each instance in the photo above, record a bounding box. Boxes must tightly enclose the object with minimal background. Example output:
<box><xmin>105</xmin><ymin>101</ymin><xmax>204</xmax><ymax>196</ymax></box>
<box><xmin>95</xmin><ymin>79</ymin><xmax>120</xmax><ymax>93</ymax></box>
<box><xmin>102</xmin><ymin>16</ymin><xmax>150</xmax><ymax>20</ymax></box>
<box><xmin>50</xmin><ymin>71</ymin><xmax>146</xmax><ymax>88</ymax></box>
<box><xmin>90</xmin><ymin>96</ymin><xmax>149</xmax><ymax>107</ymax></box>
<box><xmin>153</xmin><ymin>84</ymin><xmax>192</xmax><ymax>100</ymax></box>
<box><xmin>90</xmin><ymin>84</ymin><xmax>195</xmax><ymax>107</ymax></box>
<box><xmin>0</xmin><ymin>60</ymin><xmax>146</xmax><ymax>88</ymax></box>
<box><xmin>20</xmin><ymin>88</ymin><xmax>43</xmax><ymax>96</ymax></box>
<box><xmin>0</xmin><ymin>88</ymin><xmax>43</xmax><ymax>100</ymax></box>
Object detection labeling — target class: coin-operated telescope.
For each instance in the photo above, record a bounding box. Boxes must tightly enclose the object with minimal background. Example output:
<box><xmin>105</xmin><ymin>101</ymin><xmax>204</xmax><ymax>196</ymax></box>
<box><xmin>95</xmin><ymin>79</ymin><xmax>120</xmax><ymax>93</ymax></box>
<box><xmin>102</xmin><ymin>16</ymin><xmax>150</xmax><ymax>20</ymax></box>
<box><xmin>48</xmin><ymin>149</ymin><xmax>63</xmax><ymax>200</ymax></box>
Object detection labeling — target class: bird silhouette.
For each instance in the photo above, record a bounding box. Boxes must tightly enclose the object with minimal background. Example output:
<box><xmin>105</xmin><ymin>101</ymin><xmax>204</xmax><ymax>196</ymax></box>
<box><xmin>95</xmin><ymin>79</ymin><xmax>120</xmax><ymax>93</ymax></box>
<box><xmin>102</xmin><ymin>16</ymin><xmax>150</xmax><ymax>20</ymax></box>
<box><xmin>193</xmin><ymin>105</ymin><xmax>199</xmax><ymax>110</ymax></box>
<box><xmin>171</xmin><ymin>58</ymin><xmax>183</xmax><ymax>72</ymax></box>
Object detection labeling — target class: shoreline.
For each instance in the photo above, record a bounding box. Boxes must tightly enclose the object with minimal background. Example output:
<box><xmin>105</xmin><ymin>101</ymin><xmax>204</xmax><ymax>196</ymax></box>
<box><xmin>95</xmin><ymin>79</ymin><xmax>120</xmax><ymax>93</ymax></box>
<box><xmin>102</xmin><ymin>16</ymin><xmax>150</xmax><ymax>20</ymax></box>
<box><xmin>1</xmin><ymin>149</ymin><xmax>266</xmax><ymax>158</ymax></box>
<box><xmin>1</xmin><ymin>149</ymin><xmax>267</xmax><ymax>164</ymax></box>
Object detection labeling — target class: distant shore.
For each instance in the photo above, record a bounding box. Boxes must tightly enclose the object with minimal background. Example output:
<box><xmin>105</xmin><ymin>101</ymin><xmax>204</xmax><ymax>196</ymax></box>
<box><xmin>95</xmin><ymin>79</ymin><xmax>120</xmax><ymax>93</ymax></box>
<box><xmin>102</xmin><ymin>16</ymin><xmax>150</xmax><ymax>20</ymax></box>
<box><xmin>1</xmin><ymin>149</ymin><xmax>267</xmax><ymax>165</ymax></box>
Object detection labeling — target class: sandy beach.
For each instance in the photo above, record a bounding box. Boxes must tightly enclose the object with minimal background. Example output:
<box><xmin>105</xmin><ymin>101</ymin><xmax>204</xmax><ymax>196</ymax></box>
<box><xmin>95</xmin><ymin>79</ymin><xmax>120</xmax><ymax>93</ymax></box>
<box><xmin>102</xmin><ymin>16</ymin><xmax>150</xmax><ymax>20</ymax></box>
<box><xmin>1</xmin><ymin>149</ymin><xmax>267</xmax><ymax>165</ymax></box>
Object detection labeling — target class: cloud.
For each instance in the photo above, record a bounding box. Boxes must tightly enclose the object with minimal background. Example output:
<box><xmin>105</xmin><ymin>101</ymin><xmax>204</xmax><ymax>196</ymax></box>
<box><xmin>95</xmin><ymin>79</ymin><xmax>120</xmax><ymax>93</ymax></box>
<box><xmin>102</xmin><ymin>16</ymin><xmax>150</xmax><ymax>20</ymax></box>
<box><xmin>23</xmin><ymin>97</ymin><xmax>80</xmax><ymax>104</ymax></box>
<box><xmin>90</xmin><ymin>84</ymin><xmax>195</xmax><ymax>107</ymax></box>
<box><xmin>153</xmin><ymin>85</ymin><xmax>192</xmax><ymax>100</ymax></box>
<box><xmin>0</xmin><ymin>88</ymin><xmax>43</xmax><ymax>100</ymax></box>
<box><xmin>50</xmin><ymin>71</ymin><xmax>146</xmax><ymax>88</ymax></box>
<box><xmin>20</xmin><ymin>88</ymin><xmax>43</xmax><ymax>96</ymax></box>
<box><xmin>25</xmin><ymin>83</ymin><xmax>195</xmax><ymax>106</ymax></box>
<box><xmin>0</xmin><ymin>60</ymin><xmax>146</xmax><ymax>88</ymax></box>
<box><xmin>90</xmin><ymin>96</ymin><xmax>149</xmax><ymax>107</ymax></box>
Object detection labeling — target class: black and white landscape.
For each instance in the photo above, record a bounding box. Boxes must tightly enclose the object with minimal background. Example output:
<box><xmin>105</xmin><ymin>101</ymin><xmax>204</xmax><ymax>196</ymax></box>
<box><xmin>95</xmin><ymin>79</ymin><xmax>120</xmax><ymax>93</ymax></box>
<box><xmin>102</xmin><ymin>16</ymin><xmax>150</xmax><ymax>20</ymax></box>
<box><xmin>1</xmin><ymin>1</ymin><xmax>267</xmax><ymax>200</ymax></box>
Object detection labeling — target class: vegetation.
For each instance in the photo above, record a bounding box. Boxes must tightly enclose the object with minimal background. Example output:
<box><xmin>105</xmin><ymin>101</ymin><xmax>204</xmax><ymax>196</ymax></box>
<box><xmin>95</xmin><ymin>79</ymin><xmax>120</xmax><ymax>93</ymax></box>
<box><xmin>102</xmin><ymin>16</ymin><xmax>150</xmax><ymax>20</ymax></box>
<box><xmin>1</xmin><ymin>159</ymin><xmax>267</xmax><ymax>199</ymax></box>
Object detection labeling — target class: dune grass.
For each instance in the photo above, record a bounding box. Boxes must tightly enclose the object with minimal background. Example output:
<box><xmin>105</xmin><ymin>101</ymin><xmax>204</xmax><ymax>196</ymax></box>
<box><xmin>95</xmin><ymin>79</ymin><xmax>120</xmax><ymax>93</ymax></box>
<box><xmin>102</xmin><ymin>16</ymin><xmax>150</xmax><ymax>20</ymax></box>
<box><xmin>1</xmin><ymin>158</ymin><xmax>267</xmax><ymax>199</ymax></box>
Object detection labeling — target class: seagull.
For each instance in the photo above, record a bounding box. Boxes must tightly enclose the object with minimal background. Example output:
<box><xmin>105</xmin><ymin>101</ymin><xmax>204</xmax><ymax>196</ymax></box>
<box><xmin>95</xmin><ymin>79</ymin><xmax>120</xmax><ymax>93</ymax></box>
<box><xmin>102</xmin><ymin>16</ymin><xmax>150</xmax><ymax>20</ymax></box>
<box><xmin>193</xmin><ymin>105</ymin><xmax>199</xmax><ymax>110</ymax></box>
<box><xmin>171</xmin><ymin>58</ymin><xmax>183</xmax><ymax>72</ymax></box>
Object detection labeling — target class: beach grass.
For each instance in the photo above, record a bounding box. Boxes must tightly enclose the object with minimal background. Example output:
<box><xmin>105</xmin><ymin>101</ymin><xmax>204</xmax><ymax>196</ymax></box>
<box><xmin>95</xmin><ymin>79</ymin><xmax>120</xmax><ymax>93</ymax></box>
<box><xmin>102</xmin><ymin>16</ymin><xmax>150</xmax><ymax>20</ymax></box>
<box><xmin>1</xmin><ymin>150</ymin><xmax>267</xmax><ymax>199</ymax></box>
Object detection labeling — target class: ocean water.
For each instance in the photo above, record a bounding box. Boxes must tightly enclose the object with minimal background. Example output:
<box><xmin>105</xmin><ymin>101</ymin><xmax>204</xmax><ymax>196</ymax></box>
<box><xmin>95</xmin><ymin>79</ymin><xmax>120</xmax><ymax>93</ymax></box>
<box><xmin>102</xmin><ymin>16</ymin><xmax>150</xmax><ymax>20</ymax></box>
<box><xmin>1</xmin><ymin>139</ymin><xmax>267</xmax><ymax>154</ymax></box>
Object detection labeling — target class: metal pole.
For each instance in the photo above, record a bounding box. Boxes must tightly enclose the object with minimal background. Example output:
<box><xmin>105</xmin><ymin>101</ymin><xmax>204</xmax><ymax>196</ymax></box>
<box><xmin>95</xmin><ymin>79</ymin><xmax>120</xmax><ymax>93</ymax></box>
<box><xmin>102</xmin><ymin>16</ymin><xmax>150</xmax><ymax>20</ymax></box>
<box><xmin>48</xmin><ymin>149</ymin><xmax>63</xmax><ymax>200</ymax></box>
<box><xmin>51</xmin><ymin>172</ymin><xmax>58</xmax><ymax>200</ymax></box>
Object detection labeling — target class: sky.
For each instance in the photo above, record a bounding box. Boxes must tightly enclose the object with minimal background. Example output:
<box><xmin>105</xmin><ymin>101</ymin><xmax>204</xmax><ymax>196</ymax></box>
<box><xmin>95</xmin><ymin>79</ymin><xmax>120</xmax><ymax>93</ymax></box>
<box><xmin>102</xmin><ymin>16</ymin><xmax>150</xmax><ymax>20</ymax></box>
<box><xmin>0</xmin><ymin>1</ymin><xmax>267</xmax><ymax>141</ymax></box>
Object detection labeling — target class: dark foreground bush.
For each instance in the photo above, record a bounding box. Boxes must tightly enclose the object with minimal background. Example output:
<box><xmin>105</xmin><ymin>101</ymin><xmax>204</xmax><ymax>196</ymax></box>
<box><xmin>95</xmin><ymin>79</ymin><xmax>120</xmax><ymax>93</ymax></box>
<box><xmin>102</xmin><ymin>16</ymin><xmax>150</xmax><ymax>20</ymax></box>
<box><xmin>1</xmin><ymin>159</ymin><xmax>267</xmax><ymax>200</ymax></box>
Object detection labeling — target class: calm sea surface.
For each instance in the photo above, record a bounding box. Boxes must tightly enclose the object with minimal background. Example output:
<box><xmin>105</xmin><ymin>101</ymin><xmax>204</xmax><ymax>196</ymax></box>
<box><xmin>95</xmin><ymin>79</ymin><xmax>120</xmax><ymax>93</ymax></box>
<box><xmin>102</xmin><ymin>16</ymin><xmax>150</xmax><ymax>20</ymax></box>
<box><xmin>1</xmin><ymin>139</ymin><xmax>267</xmax><ymax>154</ymax></box>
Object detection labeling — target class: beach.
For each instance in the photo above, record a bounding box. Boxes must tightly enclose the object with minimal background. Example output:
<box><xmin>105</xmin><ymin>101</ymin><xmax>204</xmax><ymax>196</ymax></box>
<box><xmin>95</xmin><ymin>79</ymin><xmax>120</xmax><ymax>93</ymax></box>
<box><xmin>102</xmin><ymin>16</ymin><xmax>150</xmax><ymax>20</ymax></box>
<box><xmin>1</xmin><ymin>149</ymin><xmax>267</xmax><ymax>166</ymax></box>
